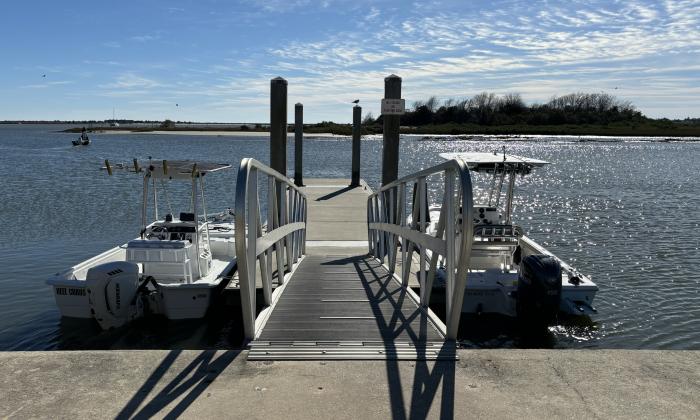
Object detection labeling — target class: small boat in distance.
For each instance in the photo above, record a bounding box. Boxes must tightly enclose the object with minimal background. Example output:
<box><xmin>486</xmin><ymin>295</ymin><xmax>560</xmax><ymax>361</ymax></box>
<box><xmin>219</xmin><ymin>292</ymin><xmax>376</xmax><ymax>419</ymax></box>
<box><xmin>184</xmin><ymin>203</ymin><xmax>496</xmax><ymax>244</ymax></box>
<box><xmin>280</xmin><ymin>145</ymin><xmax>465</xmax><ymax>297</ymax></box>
<box><xmin>430</xmin><ymin>151</ymin><xmax>598</xmax><ymax>327</ymax></box>
<box><xmin>47</xmin><ymin>159</ymin><xmax>237</xmax><ymax>329</ymax></box>
<box><xmin>72</xmin><ymin>127</ymin><xmax>90</xmax><ymax>146</ymax></box>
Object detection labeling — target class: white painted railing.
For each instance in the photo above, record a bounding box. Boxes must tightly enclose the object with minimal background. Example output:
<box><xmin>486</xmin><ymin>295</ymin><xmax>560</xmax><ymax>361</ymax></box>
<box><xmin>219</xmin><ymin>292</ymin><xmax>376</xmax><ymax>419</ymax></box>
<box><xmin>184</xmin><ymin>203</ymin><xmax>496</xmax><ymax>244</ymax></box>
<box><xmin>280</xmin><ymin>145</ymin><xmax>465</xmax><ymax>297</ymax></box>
<box><xmin>235</xmin><ymin>158</ymin><xmax>307</xmax><ymax>341</ymax></box>
<box><xmin>367</xmin><ymin>159</ymin><xmax>474</xmax><ymax>340</ymax></box>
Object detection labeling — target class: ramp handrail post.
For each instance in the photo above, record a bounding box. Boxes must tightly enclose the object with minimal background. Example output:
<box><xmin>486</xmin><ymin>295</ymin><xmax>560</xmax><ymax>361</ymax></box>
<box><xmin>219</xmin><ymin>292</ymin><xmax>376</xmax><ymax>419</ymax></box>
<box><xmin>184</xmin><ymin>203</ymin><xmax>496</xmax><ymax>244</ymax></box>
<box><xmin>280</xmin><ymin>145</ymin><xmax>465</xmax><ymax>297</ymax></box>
<box><xmin>235</xmin><ymin>158</ymin><xmax>308</xmax><ymax>341</ymax></box>
<box><xmin>366</xmin><ymin>159</ymin><xmax>474</xmax><ymax>340</ymax></box>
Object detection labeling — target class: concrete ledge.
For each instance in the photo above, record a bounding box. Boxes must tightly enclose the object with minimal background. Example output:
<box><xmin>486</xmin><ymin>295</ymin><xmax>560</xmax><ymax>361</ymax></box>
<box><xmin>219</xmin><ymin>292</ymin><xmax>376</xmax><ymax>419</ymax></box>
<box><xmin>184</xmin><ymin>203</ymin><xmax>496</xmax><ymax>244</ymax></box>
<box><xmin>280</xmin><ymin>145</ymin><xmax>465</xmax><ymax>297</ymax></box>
<box><xmin>1</xmin><ymin>349</ymin><xmax>698</xmax><ymax>419</ymax></box>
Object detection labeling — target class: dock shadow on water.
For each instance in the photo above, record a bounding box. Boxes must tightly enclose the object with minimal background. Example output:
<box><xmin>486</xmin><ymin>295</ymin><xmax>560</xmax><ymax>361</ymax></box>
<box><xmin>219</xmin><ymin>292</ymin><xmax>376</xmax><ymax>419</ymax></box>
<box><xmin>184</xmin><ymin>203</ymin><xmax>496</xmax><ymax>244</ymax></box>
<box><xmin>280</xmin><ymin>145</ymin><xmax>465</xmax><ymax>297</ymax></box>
<box><xmin>116</xmin><ymin>349</ymin><xmax>240</xmax><ymax>419</ymax></box>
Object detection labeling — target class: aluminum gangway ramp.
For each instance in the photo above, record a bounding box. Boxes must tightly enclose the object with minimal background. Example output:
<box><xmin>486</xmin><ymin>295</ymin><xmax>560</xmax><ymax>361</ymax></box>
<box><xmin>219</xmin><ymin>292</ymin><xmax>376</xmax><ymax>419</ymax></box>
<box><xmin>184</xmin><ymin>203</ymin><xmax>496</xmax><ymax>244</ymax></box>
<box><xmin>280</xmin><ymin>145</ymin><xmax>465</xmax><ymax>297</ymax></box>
<box><xmin>236</xmin><ymin>162</ymin><xmax>473</xmax><ymax>361</ymax></box>
<box><xmin>248</xmin><ymin>253</ymin><xmax>452</xmax><ymax>360</ymax></box>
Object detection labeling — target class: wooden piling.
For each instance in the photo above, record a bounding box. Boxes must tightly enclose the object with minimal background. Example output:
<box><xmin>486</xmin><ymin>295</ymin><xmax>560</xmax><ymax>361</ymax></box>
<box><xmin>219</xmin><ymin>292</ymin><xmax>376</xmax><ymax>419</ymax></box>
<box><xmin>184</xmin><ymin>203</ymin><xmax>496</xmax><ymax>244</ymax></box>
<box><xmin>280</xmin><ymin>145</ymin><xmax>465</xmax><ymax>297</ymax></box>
<box><xmin>294</xmin><ymin>103</ymin><xmax>304</xmax><ymax>187</ymax></box>
<box><xmin>270</xmin><ymin>77</ymin><xmax>288</xmax><ymax>175</ymax></box>
<box><xmin>351</xmin><ymin>105</ymin><xmax>361</xmax><ymax>187</ymax></box>
<box><xmin>381</xmin><ymin>74</ymin><xmax>401</xmax><ymax>186</ymax></box>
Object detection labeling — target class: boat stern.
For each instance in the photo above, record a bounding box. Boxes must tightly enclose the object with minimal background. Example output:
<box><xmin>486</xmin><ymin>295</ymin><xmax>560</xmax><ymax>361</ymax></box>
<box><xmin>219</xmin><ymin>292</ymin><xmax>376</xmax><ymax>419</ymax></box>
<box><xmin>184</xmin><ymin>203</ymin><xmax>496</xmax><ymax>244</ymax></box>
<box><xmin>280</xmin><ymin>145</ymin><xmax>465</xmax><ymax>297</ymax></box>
<box><xmin>46</xmin><ymin>274</ymin><xmax>92</xmax><ymax>319</ymax></box>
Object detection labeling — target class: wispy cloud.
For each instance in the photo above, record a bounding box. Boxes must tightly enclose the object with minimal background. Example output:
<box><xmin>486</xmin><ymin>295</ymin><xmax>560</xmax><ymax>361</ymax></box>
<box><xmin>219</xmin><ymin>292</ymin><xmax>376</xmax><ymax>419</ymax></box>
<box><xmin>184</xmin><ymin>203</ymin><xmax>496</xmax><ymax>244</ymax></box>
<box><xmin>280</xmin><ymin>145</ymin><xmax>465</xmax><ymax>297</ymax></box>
<box><xmin>100</xmin><ymin>73</ymin><xmax>161</xmax><ymax>89</ymax></box>
<box><xmin>4</xmin><ymin>0</ymin><xmax>698</xmax><ymax>120</ymax></box>
<box><xmin>130</xmin><ymin>33</ymin><xmax>162</xmax><ymax>43</ymax></box>
<box><xmin>244</xmin><ymin>0</ymin><xmax>312</xmax><ymax>12</ymax></box>
<box><xmin>254</xmin><ymin>0</ymin><xmax>700</xmax><ymax>119</ymax></box>
<box><xmin>20</xmin><ymin>80</ymin><xmax>74</xmax><ymax>89</ymax></box>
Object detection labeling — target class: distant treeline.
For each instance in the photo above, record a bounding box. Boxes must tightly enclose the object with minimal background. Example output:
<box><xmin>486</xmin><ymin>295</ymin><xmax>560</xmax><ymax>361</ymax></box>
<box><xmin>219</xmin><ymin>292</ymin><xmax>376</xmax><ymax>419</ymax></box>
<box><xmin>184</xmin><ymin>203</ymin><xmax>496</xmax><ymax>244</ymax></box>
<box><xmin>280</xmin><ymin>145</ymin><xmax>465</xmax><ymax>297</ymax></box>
<box><xmin>364</xmin><ymin>92</ymin><xmax>645</xmax><ymax>127</ymax></box>
<box><xmin>0</xmin><ymin>119</ymin><xmax>168</xmax><ymax>124</ymax></box>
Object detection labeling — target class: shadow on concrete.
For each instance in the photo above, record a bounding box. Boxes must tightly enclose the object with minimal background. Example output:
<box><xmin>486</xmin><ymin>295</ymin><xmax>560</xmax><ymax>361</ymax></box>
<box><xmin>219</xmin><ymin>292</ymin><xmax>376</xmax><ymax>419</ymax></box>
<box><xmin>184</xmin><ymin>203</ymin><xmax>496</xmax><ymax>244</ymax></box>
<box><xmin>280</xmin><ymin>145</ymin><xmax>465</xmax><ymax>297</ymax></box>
<box><xmin>355</xmin><ymin>257</ymin><xmax>456</xmax><ymax>420</ymax></box>
<box><xmin>314</xmin><ymin>185</ymin><xmax>358</xmax><ymax>201</ymax></box>
<box><xmin>116</xmin><ymin>349</ymin><xmax>240</xmax><ymax>419</ymax></box>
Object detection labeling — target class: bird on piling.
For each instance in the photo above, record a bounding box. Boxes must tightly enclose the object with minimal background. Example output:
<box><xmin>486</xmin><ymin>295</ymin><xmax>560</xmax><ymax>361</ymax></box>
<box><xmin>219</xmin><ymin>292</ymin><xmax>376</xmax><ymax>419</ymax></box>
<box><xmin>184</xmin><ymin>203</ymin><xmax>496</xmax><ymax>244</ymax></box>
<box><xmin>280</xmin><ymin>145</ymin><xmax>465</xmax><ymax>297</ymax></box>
<box><xmin>352</xmin><ymin>99</ymin><xmax>360</xmax><ymax>104</ymax></box>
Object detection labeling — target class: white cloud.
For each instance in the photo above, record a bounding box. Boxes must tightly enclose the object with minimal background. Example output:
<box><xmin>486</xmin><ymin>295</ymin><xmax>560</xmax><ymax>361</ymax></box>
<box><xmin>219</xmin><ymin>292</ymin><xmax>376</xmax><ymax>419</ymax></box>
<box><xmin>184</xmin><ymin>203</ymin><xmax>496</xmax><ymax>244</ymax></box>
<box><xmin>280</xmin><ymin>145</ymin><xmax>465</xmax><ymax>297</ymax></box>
<box><xmin>100</xmin><ymin>73</ymin><xmax>162</xmax><ymax>89</ymax></box>
<box><xmin>130</xmin><ymin>33</ymin><xmax>162</xmax><ymax>43</ymax></box>
<box><xmin>20</xmin><ymin>81</ymin><xmax>74</xmax><ymax>89</ymax></box>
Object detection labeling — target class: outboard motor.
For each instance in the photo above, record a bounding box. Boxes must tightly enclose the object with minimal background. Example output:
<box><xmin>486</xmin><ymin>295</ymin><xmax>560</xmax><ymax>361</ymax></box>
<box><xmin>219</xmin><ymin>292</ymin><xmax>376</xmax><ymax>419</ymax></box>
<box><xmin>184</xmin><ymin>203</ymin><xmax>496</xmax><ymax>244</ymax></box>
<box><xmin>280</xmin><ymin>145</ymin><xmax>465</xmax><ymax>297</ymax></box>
<box><xmin>86</xmin><ymin>261</ymin><xmax>143</xmax><ymax>330</ymax></box>
<box><xmin>516</xmin><ymin>255</ymin><xmax>562</xmax><ymax>327</ymax></box>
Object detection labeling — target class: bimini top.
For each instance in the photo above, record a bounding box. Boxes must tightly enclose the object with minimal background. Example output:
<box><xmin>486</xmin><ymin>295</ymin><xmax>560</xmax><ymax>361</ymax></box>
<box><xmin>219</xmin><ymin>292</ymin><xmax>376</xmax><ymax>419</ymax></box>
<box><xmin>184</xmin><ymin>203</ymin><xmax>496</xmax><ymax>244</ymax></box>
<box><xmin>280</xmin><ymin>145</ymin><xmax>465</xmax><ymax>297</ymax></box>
<box><xmin>145</xmin><ymin>160</ymin><xmax>231</xmax><ymax>180</ymax></box>
<box><xmin>439</xmin><ymin>152</ymin><xmax>549</xmax><ymax>174</ymax></box>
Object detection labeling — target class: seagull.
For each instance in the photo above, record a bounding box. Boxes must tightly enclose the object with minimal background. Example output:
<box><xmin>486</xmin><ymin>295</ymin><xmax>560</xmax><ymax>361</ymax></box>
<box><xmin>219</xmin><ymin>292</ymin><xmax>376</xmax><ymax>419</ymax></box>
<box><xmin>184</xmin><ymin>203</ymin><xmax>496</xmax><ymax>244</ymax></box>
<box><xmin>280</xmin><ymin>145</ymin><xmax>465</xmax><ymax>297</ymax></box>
<box><xmin>352</xmin><ymin>99</ymin><xmax>360</xmax><ymax>104</ymax></box>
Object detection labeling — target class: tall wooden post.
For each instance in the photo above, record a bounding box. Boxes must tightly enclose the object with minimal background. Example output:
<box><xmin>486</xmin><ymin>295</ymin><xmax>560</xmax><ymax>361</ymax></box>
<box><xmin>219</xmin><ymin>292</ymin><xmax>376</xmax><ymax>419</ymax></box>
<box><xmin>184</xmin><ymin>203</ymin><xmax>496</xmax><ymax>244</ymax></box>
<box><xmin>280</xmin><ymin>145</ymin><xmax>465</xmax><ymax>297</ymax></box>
<box><xmin>294</xmin><ymin>103</ymin><xmax>304</xmax><ymax>186</ymax></box>
<box><xmin>382</xmin><ymin>74</ymin><xmax>401</xmax><ymax>186</ymax></box>
<box><xmin>351</xmin><ymin>105</ymin><xmax>361</xmax><ymax>187</ymax></box>
<box><xmin>270</xmin><ymin>77</ymin><xmax>287</xmax><ymax>176</ymax></box>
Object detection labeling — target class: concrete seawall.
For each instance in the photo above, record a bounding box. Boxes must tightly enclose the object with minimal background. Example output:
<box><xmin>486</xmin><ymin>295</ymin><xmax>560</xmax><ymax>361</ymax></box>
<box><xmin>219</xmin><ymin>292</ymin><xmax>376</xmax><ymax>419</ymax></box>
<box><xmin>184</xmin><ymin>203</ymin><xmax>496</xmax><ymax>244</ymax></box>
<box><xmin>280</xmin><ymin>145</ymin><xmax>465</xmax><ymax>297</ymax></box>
<box><xmin>1</xmin><ymin>349</ymin><xmax>698</xmax><ymax>419</ymax></box>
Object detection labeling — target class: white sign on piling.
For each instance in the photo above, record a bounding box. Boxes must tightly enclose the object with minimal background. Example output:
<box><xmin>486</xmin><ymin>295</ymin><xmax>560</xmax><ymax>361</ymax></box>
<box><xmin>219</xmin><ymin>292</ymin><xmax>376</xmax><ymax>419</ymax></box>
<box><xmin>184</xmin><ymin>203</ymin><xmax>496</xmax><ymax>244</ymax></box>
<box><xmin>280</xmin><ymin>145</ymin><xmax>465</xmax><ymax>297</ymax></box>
<box><xmin>381</xmin><ymin>98</ymin><xmax>406</xmax><ymax>115</ymax></box>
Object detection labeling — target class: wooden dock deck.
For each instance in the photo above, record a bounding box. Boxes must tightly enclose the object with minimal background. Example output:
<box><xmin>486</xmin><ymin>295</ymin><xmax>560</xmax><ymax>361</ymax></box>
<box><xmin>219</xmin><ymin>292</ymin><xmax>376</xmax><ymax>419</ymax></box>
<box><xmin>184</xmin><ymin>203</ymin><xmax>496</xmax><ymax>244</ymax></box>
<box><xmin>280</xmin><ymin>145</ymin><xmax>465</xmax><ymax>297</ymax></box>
<box><xmin>248</xmin><ymin>179</ymin><xmax>451</xmax><ymax>360</ymax></box>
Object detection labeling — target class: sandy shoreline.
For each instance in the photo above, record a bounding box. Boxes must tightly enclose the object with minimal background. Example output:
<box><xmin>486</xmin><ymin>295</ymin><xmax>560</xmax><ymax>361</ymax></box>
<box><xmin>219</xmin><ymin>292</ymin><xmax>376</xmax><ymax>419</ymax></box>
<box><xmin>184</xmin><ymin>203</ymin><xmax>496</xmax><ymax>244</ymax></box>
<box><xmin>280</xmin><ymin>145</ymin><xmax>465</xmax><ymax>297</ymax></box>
<box><xmin>94</xmin><ymin>130</ymin><xmax>344</xmax><ymax>137</ymax></box>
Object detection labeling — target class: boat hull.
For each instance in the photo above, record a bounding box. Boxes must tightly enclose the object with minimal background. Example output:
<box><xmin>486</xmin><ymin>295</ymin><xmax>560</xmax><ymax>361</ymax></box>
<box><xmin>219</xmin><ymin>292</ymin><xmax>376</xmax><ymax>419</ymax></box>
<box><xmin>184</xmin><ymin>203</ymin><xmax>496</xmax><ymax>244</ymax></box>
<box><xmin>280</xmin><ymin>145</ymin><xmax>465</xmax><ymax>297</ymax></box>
<box><xmin>457</xmin><ymin>272</ymin><xmax>598</xmax><ymax>317</ymax></box>
<box><xmin>48</xmin><ymin>281</ymin><xmax>222</xmax><ymax>320</ymax></box>
<box><xmin>435</xmin><ymin>235</ymin><xmax>598</xmax><ymax>318</ymax></box>
<box><xmin>50</xmin><ymin>282</ymin><xmax>91</xmax><ymax>318</ymax></box>
<box><xmin>159</xmin><ymin>285</ymin><xmax>214</xmax><ymax>319</ymax></box>
<box><xmin>47</xmin><ymin>235</ymin><xmax>235</xmax><ymax>323</ymax></box>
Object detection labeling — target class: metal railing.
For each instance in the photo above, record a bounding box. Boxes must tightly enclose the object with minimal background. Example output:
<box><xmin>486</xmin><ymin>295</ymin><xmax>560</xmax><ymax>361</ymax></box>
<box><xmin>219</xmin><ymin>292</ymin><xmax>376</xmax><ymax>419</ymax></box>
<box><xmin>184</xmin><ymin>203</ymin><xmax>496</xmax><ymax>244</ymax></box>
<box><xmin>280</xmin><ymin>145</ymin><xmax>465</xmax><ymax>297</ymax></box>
<box><xmin>235</xmin><ymin>158</ymin><xmax>307</xmax><ymax>341</ymax></box>
<box><xmin>367</xmin><ymin>159</ymin><xmax>474</xmax><ymax>340</ymax></box>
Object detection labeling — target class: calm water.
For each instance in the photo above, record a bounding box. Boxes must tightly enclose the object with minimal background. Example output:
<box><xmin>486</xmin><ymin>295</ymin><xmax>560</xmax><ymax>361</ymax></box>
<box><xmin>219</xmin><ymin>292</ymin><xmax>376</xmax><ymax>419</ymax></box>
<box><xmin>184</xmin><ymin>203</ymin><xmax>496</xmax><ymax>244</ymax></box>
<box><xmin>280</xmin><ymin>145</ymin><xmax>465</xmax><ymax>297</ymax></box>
<box><xmin>0</xmin><ymin>125</ymin><xmax>698</xmax><ymax>350</ymax></box>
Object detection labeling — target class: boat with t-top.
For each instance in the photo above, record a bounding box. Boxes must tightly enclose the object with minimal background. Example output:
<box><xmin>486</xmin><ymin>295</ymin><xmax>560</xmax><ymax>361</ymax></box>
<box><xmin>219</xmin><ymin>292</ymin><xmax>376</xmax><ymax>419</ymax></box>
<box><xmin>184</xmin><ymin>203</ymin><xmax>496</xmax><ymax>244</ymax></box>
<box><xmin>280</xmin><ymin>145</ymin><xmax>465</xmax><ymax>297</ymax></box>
<box><xmin>429</xmin><ymin>151</ymin><xmax>598</xmax><ymax>327</ymax></box>
<box><xmin>47</xmin><ymin>159</ymin><xmax>237</xmax><ymax>329</ymax></box>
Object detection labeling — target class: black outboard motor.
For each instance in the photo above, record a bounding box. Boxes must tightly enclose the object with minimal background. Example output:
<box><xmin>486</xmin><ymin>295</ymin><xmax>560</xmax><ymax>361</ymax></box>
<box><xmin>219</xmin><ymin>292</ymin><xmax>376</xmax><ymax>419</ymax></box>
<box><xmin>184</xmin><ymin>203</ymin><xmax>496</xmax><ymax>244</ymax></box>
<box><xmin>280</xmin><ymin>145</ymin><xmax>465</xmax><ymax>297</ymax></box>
<box><xmin>516</xmin><ymin>254</ymin><xmax>562</xmax><ymax>327</ymax></box>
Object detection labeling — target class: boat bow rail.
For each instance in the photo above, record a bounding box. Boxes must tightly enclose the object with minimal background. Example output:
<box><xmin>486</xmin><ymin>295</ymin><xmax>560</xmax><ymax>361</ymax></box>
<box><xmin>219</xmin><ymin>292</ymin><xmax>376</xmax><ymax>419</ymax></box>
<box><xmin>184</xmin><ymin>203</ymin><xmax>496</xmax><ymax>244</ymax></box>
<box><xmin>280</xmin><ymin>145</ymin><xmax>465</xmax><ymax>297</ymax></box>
<box><xmin>367</xmin><ymin>159</ymin><xmax>474</xmax><ymax>340</ymax></box>
<box><xmin>235</xmin><ymin>158</ymin><xmax>307</xmax><ymax>341</ymax></box>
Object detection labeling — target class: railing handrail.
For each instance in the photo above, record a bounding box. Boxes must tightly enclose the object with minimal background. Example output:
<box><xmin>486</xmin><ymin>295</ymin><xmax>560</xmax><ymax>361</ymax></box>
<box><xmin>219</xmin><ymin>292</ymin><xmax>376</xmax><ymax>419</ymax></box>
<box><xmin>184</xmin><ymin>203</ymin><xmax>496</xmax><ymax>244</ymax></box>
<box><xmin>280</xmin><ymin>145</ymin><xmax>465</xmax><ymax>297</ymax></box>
<box><xmin>367</xmin><ymin>158</ymin><xmax>474</xmax><ymax>340</ymax></box>
<box><xmin>235</xmin><ymin>158</ymin><xmax>307</xmax><ymax>341</ymax></box>
<box><xmin>372</xmin><ymin>159</ymin><xmax>470</xmax><ymax>193</ymax></box>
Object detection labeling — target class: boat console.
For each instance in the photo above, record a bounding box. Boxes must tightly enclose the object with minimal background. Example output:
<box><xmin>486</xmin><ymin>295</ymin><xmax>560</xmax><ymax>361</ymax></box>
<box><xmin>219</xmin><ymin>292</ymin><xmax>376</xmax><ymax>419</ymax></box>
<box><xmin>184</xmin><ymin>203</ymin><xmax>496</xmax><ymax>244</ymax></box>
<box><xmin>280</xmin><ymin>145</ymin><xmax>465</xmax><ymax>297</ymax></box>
<box><xmin>473</xmin><ymin>206</ymin><xmax>501</xmax><ymax>225</ymax></box>
<box><xmin>145</xmin><ymin>213</ymin><xmax>199</xmax><ymax>242</ymax></box>
<box><xmin>136</xmin><ymin>212</ymin><xmax>214</xmax><ymax>282</ymax></box>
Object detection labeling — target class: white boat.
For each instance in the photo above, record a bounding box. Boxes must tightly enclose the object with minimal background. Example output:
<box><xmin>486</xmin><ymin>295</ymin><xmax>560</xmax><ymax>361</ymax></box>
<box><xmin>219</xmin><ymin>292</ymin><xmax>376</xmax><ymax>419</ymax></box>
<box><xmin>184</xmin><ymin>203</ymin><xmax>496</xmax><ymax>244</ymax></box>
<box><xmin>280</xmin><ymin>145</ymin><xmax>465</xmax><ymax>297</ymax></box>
<box><xmin>431</xmin><ymin>151</ymin><xmax>598</xmax><ymax>326</ymax></box>
<box><xmin>47</xmin><ymin>160</ymin><xmax>237</xmax><ymax>329</ymax></box>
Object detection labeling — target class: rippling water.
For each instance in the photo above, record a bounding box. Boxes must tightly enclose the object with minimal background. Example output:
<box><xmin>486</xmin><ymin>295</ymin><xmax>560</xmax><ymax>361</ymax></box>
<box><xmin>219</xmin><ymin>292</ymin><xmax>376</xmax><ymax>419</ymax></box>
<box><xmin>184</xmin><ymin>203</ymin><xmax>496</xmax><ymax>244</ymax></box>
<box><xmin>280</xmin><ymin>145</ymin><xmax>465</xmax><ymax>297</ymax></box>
<box><xmin>0</xmin><ymin>125</ymin><xmax>698</xmax><ymax>350</ymax></box>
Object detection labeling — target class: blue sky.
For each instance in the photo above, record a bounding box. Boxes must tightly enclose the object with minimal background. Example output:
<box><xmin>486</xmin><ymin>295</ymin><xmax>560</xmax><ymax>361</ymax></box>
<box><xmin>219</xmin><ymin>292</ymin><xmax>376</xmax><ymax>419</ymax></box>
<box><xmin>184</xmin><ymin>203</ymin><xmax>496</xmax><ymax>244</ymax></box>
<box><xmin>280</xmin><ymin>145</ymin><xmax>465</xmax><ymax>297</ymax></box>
<box><xmin>1</xmin><ymin>0</ymin><xmax>699</xmax><ymax>122</ymax></box>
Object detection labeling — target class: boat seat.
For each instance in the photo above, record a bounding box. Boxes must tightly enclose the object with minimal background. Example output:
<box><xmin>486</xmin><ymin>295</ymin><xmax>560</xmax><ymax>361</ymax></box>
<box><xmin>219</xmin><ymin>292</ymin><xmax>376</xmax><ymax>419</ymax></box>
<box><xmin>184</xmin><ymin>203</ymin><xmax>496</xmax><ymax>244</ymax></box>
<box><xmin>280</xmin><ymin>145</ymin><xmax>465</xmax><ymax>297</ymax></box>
<box><xmin>127</xmin><ymin>239</ymin><xmax>187</xmax><ymax>249</ymax></box>
<box><xmin>474</xmin><ymin>224</ymin><xmax>521</xmax><ymax>239</ymax></box>
<box><xmin>469</xmin><ymin>241</ymin><xmax>517</xmax><ymax>270</ymax></box>
<box><xmin>126</xmin><ymin>240</ymin><xmax>194</xmax><ymax>283</ymax></box>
